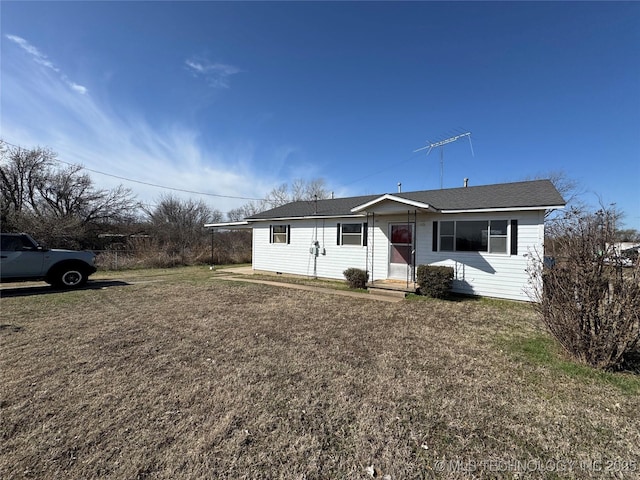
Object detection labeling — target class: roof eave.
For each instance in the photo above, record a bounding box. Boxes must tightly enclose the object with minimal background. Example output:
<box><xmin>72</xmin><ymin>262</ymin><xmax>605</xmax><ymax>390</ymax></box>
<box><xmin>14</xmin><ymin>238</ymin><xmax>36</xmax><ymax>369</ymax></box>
<box><xmin>246</xmin><ymin>213</ymin><xmax>367</xmax><ymax>222</ymax></box>
<box><xmin>439</xmin><ymin>205</ymin><xmax>566</xmax><ymax>214</ymax></box>
<box><xmin>350</xmin><ymin>194</ymin><xmax>438</xmax><ymax>213</ymax></box>
<box><xmin>204</xmin><ymin>221</ymin><xmax>251</xmax><ymax>229</ymax></box>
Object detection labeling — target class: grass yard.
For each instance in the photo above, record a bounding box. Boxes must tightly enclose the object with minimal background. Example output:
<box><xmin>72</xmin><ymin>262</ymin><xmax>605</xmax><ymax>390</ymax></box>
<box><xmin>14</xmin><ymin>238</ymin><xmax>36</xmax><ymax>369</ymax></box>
<box><xmin>1</xmin><ymin>267</ymin><xmax>639</xmax><ymax>479</ymax></box>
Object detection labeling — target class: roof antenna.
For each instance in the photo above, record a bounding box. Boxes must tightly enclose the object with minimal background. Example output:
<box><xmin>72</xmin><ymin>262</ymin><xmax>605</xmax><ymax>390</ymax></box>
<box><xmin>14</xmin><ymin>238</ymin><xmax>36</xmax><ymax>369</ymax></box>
<box><xmin>414</xmin><ymin>131</ymin><xmax>474</xmax><ymax>189</ymax></box>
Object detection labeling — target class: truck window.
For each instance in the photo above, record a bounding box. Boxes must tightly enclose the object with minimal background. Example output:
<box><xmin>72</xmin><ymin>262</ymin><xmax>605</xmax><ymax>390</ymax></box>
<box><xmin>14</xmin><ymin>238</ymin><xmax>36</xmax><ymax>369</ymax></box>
<box><xmin>1</xmin><ymin>236</ymin><xmax>23</xmax><ymax>251</ymax></box>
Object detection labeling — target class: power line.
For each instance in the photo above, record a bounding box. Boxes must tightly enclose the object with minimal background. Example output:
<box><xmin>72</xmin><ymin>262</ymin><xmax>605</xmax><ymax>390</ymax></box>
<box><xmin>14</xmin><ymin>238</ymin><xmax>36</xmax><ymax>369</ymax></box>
<box><xmin>341</xmin><ymin>151</ymin><xmax>423</xmax><ymax>187</ymax></box>
<box><xmin>0</xmin><ymin>139</ymin><xmax>266</xmax><ymax>201</ymax></box>
<box><xmin>55</xmin><ymin>158</ymin><xmax>265</xmax><ymax>201</ymax></box>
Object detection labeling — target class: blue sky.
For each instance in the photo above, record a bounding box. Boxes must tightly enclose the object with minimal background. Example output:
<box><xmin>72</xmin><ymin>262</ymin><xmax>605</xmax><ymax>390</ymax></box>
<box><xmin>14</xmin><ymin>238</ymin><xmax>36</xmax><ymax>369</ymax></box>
<box><xmin>2</xmin><ymin>2</ymin><xmax>639</xmax><ymax>228</ymax></box>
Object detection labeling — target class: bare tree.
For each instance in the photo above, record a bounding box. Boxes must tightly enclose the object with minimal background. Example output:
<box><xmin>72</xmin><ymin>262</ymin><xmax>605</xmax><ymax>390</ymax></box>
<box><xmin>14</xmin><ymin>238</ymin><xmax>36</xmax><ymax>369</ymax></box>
<box><xmin>147</xmin><ymin>194</ymin><xmax>222</xmax><ymax>256</ymax></box>
<box><xmin>616</xmin><ymin>228</ymin><xmax>640</xmax><ymax>242</ymax></box>
<box><xmin>290</xmin><ymin>177</ymin><xmax>329</xmax><ymax>202</ymax></box>
<box><xmin>0</xmin><ymin>143</ymin><xmax>53</xmax><ymax>223</ymax></box>
<box><xmin>265</xmin><ymin>183</ymin><xmax>291</xmax><ymax>209</ymax></box>
<box><xmin>37</xmin><ymin>165</ymin><xmax>138</xmax><ymax>224</ymax></box>
<box><xmin>522</xmin><ymin>170</ymin><xmax>585</xmax><ymax>218</ymax></box>
<box><xmin>227</xmin><ymin>178</ymin><xmax>330</xmax><ymax>221</ymax></box>
<box><xmin>227</xmin><ymin>201</ymin><xmax>263</xmax><ymax>222</ymax></box>
<box><xmin>1</xmin><ymin>142</ymin><xmax>139</xmax><ymax>248</ymax></box>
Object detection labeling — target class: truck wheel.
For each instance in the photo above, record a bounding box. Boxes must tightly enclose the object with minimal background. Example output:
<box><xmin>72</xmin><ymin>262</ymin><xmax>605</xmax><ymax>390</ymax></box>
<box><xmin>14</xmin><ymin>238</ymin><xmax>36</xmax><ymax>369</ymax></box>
<box><xmin>49</xmin><ymin>266</ymin><xmax>88</xmax><ymax>288</ymax></box>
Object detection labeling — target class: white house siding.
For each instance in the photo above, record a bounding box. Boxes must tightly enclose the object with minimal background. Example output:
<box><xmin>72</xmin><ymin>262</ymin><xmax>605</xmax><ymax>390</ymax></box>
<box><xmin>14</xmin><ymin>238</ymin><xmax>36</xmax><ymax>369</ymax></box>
<box><xmin>252</xmin><ymin>219</ymin><xmax>368</xmax><ymax>279</ymax></box>
<box><xmin>252</xmin><ymin>210</ymin><xmax>545</xmax><ymax>301</ymax></box>
<box><xmin>418</xmin><ymin>210</ymin><xmax>544</xmax><ymax>301</ymax></box>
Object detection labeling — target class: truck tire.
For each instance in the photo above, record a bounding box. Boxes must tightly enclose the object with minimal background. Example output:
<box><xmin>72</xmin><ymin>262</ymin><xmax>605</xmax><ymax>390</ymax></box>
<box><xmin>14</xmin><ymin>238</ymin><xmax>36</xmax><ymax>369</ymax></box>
<box><xmin>47</xmin><ymin>264</ymin><xmax>89</xmax><ymax>288</ymax></box>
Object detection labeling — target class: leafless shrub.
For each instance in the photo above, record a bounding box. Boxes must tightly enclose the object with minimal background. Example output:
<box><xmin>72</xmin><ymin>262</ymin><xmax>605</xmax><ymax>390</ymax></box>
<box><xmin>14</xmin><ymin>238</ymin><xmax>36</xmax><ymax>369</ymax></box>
<box><xmin>96</xmin><ymin>229</ymin><xmax>252</xmax><ymax>270</ymax></box>
<box><xmin>209</xmin><ymin>230</ymin><xmax>252</xmax><ymax>264</ymax></box>
<box><xmin>529</xmin><ymin>206</ymin><xmax>640</xmax><ymax>370</ymax></box>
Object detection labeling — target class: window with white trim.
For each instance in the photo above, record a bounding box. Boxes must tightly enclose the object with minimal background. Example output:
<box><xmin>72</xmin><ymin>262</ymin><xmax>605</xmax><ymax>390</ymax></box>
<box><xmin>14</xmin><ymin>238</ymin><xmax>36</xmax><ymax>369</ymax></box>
<box><xmin>440</xmin><ymin>221</ymin><xmax>454</xmax><ymax>251</ymax></box>
<box><xmin>337</xmin><ymin>223</ymin><xmax>368</xmax><ymax>246</ymax></box>
<box><xmin>488</xmin><ymin>220</ymin><xmax>508</xmax><ymax>253</ymax></box>
<box><xmin>438</xmin><ymin>220</ymin><xmax>511</xmax><ymax>254</ymax></box>
<box><xmin>270</xmin><ymin>225</ymin><xmax>290</xmax><ymax>244</ymax></box>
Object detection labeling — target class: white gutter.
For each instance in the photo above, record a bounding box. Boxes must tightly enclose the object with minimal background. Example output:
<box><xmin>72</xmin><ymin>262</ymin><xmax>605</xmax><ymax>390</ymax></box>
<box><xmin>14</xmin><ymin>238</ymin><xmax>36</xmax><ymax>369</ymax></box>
<box><xmin>439</xmin><ymin>205</ymin><xmax>565</xmax><ymax>214</ymax></box>
<box><xmin>246</xmin><ymin>214</ymin><xmax>367</xmax><ymax>222</ymax></box>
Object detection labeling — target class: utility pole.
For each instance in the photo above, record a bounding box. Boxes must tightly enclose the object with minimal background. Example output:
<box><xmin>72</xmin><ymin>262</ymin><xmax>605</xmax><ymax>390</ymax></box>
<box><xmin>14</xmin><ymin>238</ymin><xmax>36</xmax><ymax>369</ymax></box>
<box><xmin>414</xmin><ymin>132</ymin><xmax>474</xmax><ymax>189</ymax></box>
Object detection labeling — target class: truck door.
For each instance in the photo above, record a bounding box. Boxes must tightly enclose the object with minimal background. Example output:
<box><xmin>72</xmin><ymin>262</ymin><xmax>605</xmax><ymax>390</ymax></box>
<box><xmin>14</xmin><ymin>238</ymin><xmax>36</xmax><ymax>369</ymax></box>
<box><xmin>0</xmin><ymin>234</ymin><xmax>46</xmax><ymax>279</ymax></box>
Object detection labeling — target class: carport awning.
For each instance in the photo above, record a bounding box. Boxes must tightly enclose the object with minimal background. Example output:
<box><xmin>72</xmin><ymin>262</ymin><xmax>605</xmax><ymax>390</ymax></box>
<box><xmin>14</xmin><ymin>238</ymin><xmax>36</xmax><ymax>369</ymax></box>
<box><xmin>204</xmin><ymin>221</ymin><xmax>251</xmax><ymax>229</ymax></box>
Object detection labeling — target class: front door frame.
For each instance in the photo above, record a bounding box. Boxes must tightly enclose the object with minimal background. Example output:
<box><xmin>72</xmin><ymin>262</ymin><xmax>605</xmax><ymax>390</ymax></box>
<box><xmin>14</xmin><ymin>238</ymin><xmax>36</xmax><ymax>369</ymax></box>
<box><xmin>388</xmin><ymin>221</ymin><xmax>415</xmax><ymax>282</ymax></box>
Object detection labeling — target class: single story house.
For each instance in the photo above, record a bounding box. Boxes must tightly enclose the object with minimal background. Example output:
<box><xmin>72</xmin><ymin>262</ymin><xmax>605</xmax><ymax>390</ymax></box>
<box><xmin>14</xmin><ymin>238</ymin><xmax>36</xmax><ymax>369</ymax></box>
<box><xmin>207</xmin><ymin>179</ymin><xmax>565</xmax><ymax>301</ymax></box>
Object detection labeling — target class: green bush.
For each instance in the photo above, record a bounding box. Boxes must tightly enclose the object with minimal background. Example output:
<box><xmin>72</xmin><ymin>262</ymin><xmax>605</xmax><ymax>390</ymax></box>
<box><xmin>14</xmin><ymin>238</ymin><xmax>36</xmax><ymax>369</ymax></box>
<box><xmin>416</xmin><ymin>265</ymin><xmax>454</xmax><ymax>298</ymax></box>
<box><xmin>343</xmin><ymin>268</ymin><xmax>369</xmax><ymax>289</ymax></box>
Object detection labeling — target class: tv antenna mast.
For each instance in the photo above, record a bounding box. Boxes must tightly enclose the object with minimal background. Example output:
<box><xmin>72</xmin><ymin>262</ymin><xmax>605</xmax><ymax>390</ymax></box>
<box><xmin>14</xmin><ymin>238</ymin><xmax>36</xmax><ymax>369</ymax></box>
<box><xmin>414</xmin><ymin>131</ymin><xmax>474</xmax><ymax>189</ymax></box>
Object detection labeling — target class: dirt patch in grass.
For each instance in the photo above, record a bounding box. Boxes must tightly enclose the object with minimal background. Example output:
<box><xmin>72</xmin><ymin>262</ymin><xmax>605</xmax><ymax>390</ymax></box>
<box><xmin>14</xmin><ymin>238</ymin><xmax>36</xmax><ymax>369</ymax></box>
<box><xmin>2</xmin><ymin>276</ymin><xmax>639</xmax><ymax>479</ymax></box>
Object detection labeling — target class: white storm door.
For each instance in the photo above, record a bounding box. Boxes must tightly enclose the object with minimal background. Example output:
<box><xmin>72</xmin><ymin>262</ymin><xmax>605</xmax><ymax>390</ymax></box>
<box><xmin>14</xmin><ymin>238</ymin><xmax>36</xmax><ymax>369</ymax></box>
<box><xmin>388</xmin><ymin>223</ymin><xmax>414</xmax><ymax>280</ymax></box>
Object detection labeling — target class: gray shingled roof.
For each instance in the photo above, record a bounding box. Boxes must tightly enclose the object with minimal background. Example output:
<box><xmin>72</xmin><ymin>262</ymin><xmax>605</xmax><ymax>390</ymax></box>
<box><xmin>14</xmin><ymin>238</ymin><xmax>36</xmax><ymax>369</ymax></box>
<box><xmin>395</xmin><ymin>179</ymin><xmax>566</xmax><ymax>210</ymax></box>
<box><xmin>246</xmin><ymin>179</ymin><xmax>565</xmax><ymax>220</ymax></box>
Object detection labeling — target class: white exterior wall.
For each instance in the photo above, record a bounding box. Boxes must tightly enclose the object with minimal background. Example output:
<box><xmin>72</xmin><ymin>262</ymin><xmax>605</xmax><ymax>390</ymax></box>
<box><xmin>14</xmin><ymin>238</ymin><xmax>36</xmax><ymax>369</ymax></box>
<box><xmin>252</xmin><ymin>210</ymin><xmax>545</xmax><ymax>301</ymax></box>
<box><xmin>252</xmin><ymin>219</ymin><xmax>368</xmax><ymax>279</ymax></box>
<box><xmin>417</xmin><ymin>210</ymin><xmax>544</xmax><ymax>301</ymax></box>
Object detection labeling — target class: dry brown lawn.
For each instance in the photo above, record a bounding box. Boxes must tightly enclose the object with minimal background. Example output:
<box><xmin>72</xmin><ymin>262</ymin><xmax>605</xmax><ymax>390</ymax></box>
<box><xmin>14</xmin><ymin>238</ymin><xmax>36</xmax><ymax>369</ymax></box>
<box><xmin>1</xmin><ymin>267</ymin><xmax>639</xmax><ymax>479</ymax></box>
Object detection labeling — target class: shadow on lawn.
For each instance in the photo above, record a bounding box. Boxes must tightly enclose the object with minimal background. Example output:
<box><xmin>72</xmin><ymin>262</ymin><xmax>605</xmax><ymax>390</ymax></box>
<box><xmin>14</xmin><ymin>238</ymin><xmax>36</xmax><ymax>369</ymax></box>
<box><xmin>408</xmin><ymin>292</ymin><xmax>484</xmax><ymax>303</ymax></box>
<box><xmin>0</xmin><ymin>280</ymin><xmax>131</xmax><ymax>298</ymax></box>
<box><xmin>622</xmin><ymin>351</ymin><xmax>640</xmax><ymax>375</ymax></box>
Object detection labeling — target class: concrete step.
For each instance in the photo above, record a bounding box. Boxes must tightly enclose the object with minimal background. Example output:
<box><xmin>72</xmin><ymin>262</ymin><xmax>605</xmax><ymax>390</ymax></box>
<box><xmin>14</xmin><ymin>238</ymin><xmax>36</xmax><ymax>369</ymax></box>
<box><xmin>367</xmin><ymin>287</ymin><xmax>408</xmax><ymax>299</ymax></box>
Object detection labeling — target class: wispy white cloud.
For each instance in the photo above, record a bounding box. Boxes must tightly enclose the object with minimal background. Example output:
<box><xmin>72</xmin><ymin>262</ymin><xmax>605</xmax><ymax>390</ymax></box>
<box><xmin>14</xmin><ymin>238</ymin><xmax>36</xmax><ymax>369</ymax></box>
<box><xmin>68</xmin><ymin>81</ymin><xmax>88</xmax><ymax>95</ymax></box>
<box><xmin>1</xmin><ymin>44</ymin><xmax>276</xmax><ymax>214</ymax></box>
<box><xmin>185</xmin><ymin>57</ymin><xmax>241</xmax><ymax>88</ymax></box>
<box><xmin>5</xmin><ymin>34</ymin><xmax>59</xmax><ymax>71</ymax></box>
<box><xmin>5</xmin><ymin>33</ymin><xmax>88</xmax><ymax>95</ymax></box>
